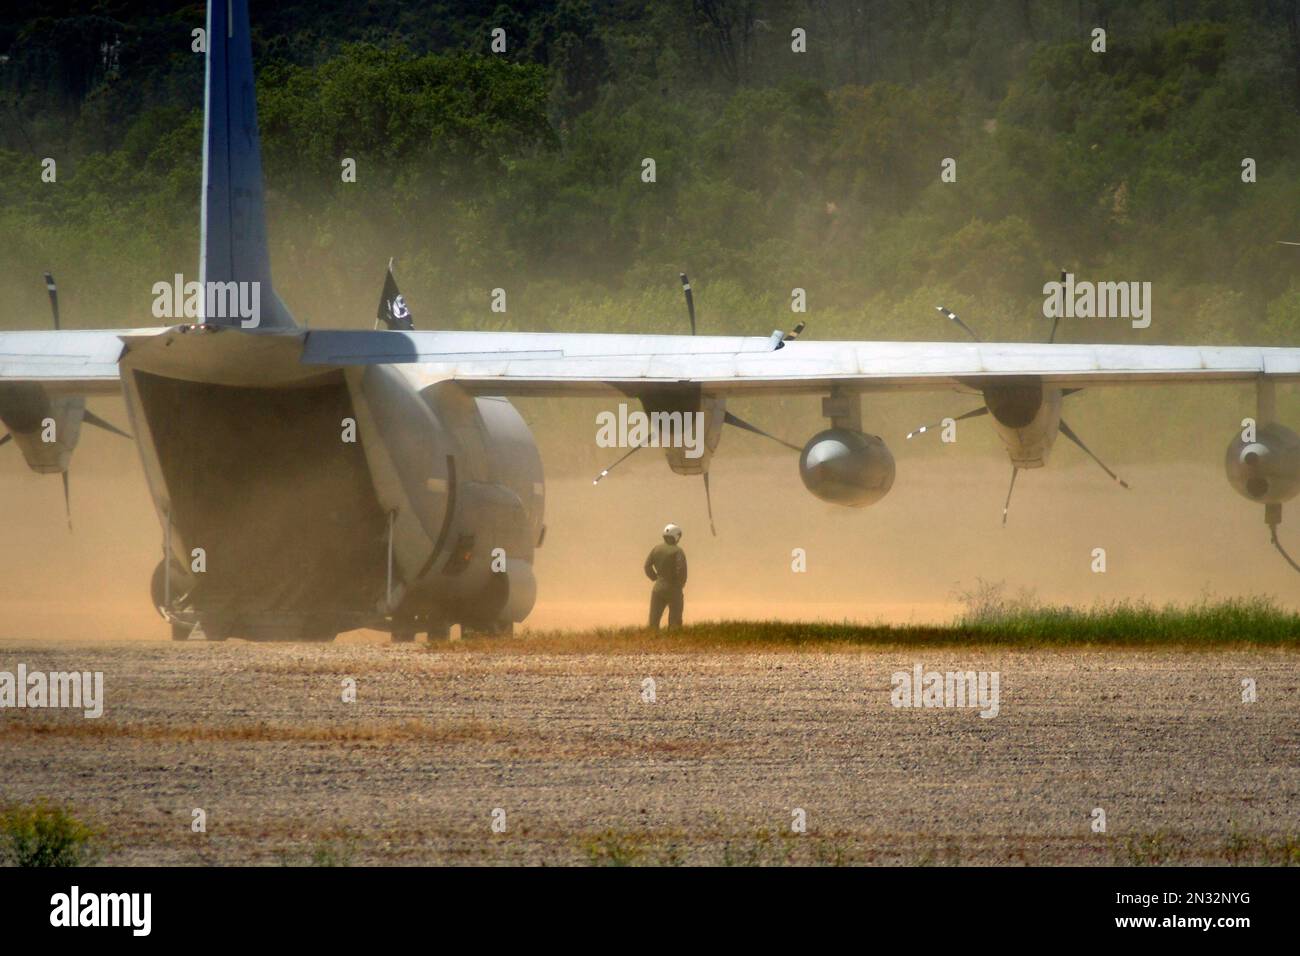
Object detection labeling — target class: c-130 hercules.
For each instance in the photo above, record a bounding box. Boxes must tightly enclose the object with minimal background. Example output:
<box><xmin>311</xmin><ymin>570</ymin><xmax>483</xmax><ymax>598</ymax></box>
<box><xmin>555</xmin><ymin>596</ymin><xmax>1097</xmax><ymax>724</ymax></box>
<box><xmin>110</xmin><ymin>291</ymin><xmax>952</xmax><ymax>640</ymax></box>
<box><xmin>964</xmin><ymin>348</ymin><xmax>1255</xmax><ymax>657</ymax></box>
<box><xmin>1</xmin><ymin>0</ymin><xmax>1297</xmax><ymax>642</ymax></box>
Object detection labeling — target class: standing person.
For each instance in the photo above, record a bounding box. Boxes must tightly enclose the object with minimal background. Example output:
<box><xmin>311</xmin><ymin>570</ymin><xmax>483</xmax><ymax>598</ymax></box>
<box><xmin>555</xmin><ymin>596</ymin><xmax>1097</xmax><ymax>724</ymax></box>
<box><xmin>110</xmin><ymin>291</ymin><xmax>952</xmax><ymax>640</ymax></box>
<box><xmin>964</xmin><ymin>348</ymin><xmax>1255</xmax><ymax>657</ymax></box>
<box><xmin>645</xmin><ymin>523</ymin><xmax>688</xmax><ymax>629</ymax></box>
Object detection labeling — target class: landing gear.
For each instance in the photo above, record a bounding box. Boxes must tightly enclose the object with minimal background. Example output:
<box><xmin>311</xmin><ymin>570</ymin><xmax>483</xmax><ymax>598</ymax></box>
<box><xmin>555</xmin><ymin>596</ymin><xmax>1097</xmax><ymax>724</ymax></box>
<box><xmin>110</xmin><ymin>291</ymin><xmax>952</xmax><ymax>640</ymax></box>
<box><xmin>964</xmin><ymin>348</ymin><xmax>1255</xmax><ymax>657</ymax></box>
<box><xmin>168</xmin><ymin>620</ymin><xmax>230</xmax><ymax>641</ymax></box>
<box><xmin>390</xmin><ymin>613</ymin><xmax>418</xmax><ymax>643</ymax></box>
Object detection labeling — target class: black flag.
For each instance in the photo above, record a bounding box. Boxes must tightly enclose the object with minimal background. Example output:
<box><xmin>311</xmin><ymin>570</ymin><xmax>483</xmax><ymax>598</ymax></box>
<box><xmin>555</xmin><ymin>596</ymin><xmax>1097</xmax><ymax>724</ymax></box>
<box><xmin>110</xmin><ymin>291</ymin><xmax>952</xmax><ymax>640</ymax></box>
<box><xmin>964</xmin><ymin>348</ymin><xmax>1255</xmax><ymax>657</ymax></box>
<box><xmin>376</xmin><ymin>259</ymin><xmax>414</xmax><ymax>331</ymax></box>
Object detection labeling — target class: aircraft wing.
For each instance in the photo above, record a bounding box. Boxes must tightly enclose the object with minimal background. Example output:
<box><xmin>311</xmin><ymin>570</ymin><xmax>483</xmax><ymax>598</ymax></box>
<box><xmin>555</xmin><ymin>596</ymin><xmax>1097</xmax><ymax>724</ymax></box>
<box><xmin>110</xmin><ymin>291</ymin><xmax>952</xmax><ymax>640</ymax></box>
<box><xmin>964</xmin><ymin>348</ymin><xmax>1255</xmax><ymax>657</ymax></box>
<box><xmin>0</xmin><ymin>329</ymin><xmax>166</xmax><ymax>395</ymax></box>
<box><xmin>302</xmin><ymin>329</ymin><xmax>1300</xmax><ymax>396</ymax></box>
<box><xmin>4</xmin><ymin>327</ymin><xmax>1299</xmax><ymax>398</ymax></box>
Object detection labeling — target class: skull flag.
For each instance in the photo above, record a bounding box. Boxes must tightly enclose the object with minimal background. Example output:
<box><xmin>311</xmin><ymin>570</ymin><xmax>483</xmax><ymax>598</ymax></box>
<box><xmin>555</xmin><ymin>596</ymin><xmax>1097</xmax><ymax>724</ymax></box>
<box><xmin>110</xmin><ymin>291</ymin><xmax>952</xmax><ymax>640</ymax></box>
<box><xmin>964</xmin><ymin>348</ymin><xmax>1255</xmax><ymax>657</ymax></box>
<box><xmin>376</xmin><ymin>260</ymin><xmax>414</xmax><ymax>331</ymax></box>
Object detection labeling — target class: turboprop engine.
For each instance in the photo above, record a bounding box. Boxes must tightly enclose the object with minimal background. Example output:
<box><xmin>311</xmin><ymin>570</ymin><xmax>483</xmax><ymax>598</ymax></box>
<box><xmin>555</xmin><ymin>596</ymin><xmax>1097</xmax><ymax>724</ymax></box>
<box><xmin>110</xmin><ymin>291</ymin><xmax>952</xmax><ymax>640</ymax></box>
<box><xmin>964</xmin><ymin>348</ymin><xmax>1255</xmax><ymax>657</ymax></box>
<box><xmin>0</xmin><ymin>384</ymin><xmax>86</xmax><ymax>474</ymax></box>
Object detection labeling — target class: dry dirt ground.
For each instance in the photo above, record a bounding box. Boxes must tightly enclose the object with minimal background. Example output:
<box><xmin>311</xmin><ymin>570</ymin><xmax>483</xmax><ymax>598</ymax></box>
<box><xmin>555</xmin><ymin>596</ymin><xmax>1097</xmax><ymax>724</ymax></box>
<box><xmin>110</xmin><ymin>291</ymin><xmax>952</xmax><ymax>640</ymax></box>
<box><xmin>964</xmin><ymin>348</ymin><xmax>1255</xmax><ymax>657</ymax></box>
<box><xmin>1</xmin><ymin>638</ymin><xmax>1296</xmax><ymax>866</ymax></box>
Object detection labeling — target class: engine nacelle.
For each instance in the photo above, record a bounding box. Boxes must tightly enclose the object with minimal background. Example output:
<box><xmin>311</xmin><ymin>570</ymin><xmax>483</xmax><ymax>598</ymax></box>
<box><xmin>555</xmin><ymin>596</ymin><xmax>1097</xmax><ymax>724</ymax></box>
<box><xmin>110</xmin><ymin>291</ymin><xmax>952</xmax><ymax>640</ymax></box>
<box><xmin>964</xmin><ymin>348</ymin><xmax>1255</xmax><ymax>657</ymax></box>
<box><xmin>0</xmin><ymin>384</ymin><xmax>85</xmax><ymax>474</ymax></box>
<box><xmin>799</xmin><ymin>428</ymin><xmax>895</xmax><ymax>507</ymax></box>
<box><xmin>984</xmin><ymin>381</ymin><xmax>1062</xmax><ymax>468</ymax></box>
<box><xmin>1225</xmin><ymin>422</ymin><xmax>1300</xmax><ymax>505</ymax></box>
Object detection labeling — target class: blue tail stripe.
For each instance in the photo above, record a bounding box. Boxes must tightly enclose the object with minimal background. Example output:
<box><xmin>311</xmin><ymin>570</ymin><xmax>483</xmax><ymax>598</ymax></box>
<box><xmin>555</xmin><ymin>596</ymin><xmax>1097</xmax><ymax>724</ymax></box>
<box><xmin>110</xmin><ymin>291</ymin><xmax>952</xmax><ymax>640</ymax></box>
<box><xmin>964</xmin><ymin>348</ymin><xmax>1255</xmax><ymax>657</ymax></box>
<box><xmin>200</xmin><ymin>0</ymin><xmax>295</xmax><ymax>328</ymax></box>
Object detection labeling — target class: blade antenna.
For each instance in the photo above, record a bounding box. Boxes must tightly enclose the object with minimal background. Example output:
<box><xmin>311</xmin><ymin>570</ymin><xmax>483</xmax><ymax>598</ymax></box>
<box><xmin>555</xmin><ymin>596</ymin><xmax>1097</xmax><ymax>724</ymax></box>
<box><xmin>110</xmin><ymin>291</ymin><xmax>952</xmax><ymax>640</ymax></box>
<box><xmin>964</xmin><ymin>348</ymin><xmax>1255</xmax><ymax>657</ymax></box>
<box><xmin>935</xmin><ymin>305</ymin><xmax>980</xmax><ymax>342</ymax></box>
<box><xmin>592</xmin><ymin>445</ymin><xmax>644</xmax><ymax>485</ymax></box>
<box><xmin>906</xmin><ymin>405</ymin><xmax>989</xmax><ymax>440</ymax></box>
<box><xmin>1059</xmin><ymin>419</ymin><xmax>1130</xmax><ymax>489</ymax></box>
<box><xmin>44</xmin><ymin>272</ymin><xmax>59</xmax><ymax>330</ymax></box>
<box><xmin>723</xmin><ymin>411</ymin><xmax>801</xmax><ymax>452</ymax></box>
<box><xmin>1001</xmin><ymin>466</ymin><xmax>1019</xmax><ymax>527</ymax></box>
<box><xmin>702</xmin><ymin>471</ymin><xmax>717</xmax><ymax>536</ymax></box>
<box><xmin>680</xmin><ymin>273</ymin><xmax>696</xmax><ymax>336</ymax></box>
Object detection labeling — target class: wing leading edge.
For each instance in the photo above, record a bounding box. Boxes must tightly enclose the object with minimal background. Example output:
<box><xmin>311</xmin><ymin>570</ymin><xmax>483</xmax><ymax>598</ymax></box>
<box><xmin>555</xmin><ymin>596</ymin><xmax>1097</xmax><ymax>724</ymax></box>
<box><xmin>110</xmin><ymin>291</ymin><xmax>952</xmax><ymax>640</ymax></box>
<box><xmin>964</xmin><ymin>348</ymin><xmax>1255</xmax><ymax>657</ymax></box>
<box><xmin>301</xmin><ymin>329</ymin><xmax>1300</xmax><ymax>397</ymax></box>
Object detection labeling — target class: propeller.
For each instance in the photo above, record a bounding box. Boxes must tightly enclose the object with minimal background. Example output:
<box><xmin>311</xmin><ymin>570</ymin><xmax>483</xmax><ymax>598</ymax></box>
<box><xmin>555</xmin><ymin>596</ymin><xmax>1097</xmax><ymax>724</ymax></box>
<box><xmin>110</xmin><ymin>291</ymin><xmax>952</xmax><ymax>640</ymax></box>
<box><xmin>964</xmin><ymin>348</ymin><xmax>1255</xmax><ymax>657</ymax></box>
<box><xmin>935</xmin><ymin>305</ymin><xmax>980</xmax><ymax>342</ymax></box>
<box><xmin>723</xmin><ymin>410</ymin><xmax>801</xmax><ymax>452</ymax></box>
<box><xmin>592</xmin><ymin>444</ymin><xmax>644</xmax><ymax>485</ymax></box>
<box><xmin>8</xmin><ymin>272</ymin><xmax>134</xmax><ymax>532</ymax></box>
<box><xmin>83</xmin><ymin>409</ymin><xmax>131</xmax><ymax>439</ymax></box>
<box><xmin>915</xmin><ymin>300</ymin><xmax>1128</xmax><ymax>521</ymax></box>
<box><xmin>702</xmin><ymin>471</ymin><xmax>716</xmax><ymax>536</ymax></box>
<box><xmin>907</xmin><ymin>405</ymin><xmax>990</xmax><ymax>440</ymax></box>
<box><xmin>61</xmin><ymin>471</ymin><xmax>71</xmax><ymax>530</ymax></box>
<box><xmin>680</xmin><ymin>273</ymin><xmax>696</xmax><ymax>336</ymax></box>
<box><xmin>1048</xmin><ymin>269</ymin><xmax>1065</xmax><ymax>343</ymax></box>
<box><xmin>1059</xmin><ymin>418</ymin><xmax>1130</xmax><ymax>489</ymax></box>
<box><xmin>1001</xmin><ymin>466</ymin><xmax>1019</xmax><ymax>526</ymax></box>
<box><xmin>594</xmin><ymin>273</ymin><xmax>803</xmax><ymax>536</ymax></box>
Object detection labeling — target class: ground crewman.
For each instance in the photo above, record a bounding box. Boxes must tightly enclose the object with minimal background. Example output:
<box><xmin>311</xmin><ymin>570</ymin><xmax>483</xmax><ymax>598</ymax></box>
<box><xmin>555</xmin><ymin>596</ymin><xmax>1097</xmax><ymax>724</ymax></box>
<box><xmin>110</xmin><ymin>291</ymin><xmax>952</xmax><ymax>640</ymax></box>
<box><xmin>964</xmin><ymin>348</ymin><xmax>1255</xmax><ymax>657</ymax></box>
<box><xmin>644</xmin><ymin>523</ymin><xmax>688</xmax><ymax>629</ymax></box>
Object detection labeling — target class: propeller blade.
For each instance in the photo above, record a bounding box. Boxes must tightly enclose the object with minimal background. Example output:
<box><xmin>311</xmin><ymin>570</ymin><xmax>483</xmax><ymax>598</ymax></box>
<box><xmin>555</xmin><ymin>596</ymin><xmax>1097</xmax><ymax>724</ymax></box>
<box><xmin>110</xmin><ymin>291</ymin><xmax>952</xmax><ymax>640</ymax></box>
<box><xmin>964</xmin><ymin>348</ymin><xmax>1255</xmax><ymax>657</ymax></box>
<box><xmin>82</xmin><ymin>410</ymin><xmax>131</xmax><ymax>439</ymax></box>
<box><xmin>906</xmin><ymin>405</ymin><xmax>989</xmax><ymax>440</ymax></box>
<box><xmin>1048</xmin><ymin>270</ymin><xmax>1065</xmax><ymax>343</ymax></box>
<box><xmin>723</xmin><ymin>411</ymin><xmax>801</xmax><ymax>452</ymax></box>
<box><xmin>592</xmin><ymin>444</ymin><xmax>644</xmax><ymax>485</ymax></box>
<box><xmin>679</xmin><ymin>273</ymin><xmax>696</xmax><ymax>336</ymax></box>
<box><xmin>1001</xmin><ymin>466</ymin><xmax>1019</xmax><ymax>527</ymax></box>
<box><xmin>44</xmin><ymin>272</ymin><xmax>60</xmax><ymax>330</ymax></box>
<box><xmin>702</xmin><ymin>471</ymin><xmax>717</xmax><ymax>536</ymax></box>
<box><xmin>935</xmin><ymin>305</ymin><xmax>980</xmax><ymax>342</ymax></box>
<box><xmin>1059</xmin><ymin>418</ymin><xmax>1130</xmax><ymax>489</ymax></box>
<box><xmin>61</xmin><ymin>470</ymin><xmax>71</xmax><ymax>530</ymax></box>
<box><xmin>0</xmin><ymin>433</ymin><xmax>11</xmax><ymax>447</ymax></box>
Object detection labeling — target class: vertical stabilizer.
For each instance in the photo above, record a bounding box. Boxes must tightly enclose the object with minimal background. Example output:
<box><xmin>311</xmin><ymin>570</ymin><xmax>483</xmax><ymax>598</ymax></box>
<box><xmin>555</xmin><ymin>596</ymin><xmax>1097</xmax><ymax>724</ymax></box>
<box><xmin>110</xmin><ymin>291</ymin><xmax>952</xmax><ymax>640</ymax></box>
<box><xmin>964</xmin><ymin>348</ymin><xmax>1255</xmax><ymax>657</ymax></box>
<box><xmin>200</xmin><ymin>0</ymin><xmax>295</xmax><ymax>329</ymax></box>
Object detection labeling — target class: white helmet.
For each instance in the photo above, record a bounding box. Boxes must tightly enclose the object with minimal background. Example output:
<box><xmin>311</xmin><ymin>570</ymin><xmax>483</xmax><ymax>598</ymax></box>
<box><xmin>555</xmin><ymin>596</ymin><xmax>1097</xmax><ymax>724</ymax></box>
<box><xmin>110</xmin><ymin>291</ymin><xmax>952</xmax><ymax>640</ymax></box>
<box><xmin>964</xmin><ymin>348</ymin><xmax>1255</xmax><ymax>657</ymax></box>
<box><xmin>662</xmin><ymin>523</ymin><xmax>682</xmax><ymax>543</ymax></box>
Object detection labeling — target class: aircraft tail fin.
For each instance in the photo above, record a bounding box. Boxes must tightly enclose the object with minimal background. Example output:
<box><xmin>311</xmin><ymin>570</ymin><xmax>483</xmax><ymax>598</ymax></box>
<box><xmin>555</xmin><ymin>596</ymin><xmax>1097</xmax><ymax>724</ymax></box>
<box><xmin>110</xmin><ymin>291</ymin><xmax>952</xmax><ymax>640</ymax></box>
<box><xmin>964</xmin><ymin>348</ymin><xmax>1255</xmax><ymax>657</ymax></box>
<box><xmin>200</xmin><ymin>0</ymin><xmax>295</xmax><ymax>329</ymax></box>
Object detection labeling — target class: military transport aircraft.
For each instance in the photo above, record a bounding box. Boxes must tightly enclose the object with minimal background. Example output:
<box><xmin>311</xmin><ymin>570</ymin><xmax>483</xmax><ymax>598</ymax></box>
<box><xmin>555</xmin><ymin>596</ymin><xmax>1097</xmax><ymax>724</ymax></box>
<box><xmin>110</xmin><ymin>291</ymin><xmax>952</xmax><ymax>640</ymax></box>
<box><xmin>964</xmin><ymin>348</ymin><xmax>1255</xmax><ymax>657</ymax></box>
<box><xmin>1</xmin><ymin>0</ymin><xmax>1297</xmax><ymax>642</ymax></box>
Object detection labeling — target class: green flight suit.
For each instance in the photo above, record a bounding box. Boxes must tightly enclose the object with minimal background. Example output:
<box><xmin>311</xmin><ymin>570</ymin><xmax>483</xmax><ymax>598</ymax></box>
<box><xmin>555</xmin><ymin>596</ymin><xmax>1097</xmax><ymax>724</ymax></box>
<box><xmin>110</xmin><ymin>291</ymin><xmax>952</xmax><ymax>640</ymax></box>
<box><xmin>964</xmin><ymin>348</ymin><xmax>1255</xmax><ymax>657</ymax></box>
<box><xmin>644</xmin><ymin>541</ymin><xmax>688</xmax><ymax>629</ymax></box>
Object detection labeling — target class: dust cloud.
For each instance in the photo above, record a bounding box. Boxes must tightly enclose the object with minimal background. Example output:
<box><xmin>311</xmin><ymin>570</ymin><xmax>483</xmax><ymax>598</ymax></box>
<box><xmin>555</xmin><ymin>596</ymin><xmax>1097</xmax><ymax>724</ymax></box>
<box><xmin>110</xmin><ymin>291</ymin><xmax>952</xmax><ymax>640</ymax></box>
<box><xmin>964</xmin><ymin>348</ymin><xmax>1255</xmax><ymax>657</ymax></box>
<box><xmin>1</xmin><ymin>393</ymin><xmax>1294</xmax><ymax>643</ymax></box>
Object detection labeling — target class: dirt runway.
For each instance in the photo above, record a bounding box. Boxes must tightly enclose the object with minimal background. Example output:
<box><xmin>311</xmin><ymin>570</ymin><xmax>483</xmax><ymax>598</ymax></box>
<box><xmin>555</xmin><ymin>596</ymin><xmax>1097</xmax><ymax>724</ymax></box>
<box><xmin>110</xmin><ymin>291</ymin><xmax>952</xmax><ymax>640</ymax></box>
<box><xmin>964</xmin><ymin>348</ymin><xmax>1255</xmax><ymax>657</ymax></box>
<box><xmin>1</xmin><ymin>639</ymin><xmax>1295</xmax><ymax>865</ymax></box>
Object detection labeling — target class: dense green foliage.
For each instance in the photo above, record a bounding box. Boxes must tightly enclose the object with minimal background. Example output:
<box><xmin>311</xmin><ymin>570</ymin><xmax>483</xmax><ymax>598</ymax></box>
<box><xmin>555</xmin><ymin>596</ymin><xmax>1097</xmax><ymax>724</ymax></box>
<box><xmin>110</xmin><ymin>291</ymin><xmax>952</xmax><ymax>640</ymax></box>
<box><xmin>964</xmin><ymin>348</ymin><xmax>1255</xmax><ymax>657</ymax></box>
<box><xmin>569</xmin><ymin>594</ymin><xmax>1300</xmax><ymax>646</ymax></box>
<box><xmin>2</xmin><ymin>2</ymin><xmax>1298</xmax><ymax>392</ymax></box>
<box><xmin>0</xmin><ymin>799</ymin><xmax>102</xmax><ymax>866</ymax></box>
